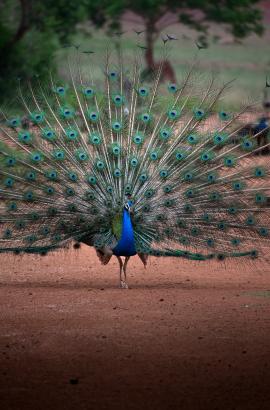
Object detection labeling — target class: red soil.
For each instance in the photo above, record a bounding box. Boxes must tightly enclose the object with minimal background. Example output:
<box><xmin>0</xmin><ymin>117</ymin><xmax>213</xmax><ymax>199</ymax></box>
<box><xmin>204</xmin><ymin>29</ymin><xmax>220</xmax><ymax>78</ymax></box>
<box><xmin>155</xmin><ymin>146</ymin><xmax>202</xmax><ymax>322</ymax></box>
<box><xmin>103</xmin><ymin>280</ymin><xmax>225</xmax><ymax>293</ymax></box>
<box><xmin>1</xmin><ymin>245</ymin><xmax>270</xmax><ymax>410</ymax></box>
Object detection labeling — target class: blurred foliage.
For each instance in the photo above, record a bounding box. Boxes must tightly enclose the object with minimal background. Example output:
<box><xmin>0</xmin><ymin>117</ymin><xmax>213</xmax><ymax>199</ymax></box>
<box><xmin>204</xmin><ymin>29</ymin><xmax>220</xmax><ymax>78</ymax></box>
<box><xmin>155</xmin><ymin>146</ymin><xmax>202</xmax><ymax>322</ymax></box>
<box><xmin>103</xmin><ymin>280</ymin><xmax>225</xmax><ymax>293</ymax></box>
<box><xmin>0</xmin><ymin>0</ymin><xmax>86</xmax><ymax>100</ymax></box>
<box><xmin>0</xmin><ymin>0</ymin><xmax>265</xmax><ymax>102</ymax></box>
<box><xmin>86</xmin><ymin>0</ymin><xmax>264</xmax><ymax>76</ymax></box>
<box><xmin>86</xmin><ymin>0</ymin><xmax>263</xmax><ymax>39</ymax></box>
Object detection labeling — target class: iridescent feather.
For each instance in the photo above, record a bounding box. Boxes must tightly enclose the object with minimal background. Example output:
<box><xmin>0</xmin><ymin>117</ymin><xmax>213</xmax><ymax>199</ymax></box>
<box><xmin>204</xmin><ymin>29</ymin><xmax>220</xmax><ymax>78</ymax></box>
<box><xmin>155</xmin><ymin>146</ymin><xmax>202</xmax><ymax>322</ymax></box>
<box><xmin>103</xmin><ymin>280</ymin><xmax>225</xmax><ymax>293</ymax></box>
<box><xmin>0</xmin><ymin>41</ymin><xmax>270</xmax><ymax>287</ymax></box>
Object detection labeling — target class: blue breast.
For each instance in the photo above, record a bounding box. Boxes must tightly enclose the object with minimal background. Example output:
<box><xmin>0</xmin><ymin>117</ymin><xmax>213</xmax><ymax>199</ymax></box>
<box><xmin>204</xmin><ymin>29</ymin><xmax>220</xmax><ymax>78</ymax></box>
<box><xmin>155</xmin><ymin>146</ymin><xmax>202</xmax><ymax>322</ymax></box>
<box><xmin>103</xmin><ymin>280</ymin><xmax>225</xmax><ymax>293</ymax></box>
<box><xmin>255</xmin><ymin>118</ymin><xmax>268</xmax><ymax>132</ymax></box>
<box><xmin>113</xmin><ymin>207</ymin><xmax>137</xmax><ymax>257</ymax></box>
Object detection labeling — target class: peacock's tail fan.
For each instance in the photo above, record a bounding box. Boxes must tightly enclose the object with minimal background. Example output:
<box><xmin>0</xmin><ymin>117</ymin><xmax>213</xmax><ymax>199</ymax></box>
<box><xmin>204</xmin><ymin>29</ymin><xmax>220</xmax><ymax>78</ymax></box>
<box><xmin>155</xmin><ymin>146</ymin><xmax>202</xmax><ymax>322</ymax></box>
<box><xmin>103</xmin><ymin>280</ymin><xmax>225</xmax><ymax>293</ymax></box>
<box><xmin>0</xmin><ymin>42</ymin><xmax>269</xmax><ymax>260</ymax></box>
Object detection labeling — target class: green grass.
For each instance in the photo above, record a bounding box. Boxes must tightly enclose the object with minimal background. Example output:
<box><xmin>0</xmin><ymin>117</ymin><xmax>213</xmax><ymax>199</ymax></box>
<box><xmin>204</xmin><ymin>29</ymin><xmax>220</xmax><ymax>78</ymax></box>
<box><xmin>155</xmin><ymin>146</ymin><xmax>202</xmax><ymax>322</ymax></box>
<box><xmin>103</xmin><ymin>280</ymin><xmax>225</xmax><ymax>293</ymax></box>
<box><xmin>54</xmin><ymin>28</ymin><xmax>269</xmax><ymax>111</ymax></box>
<box><xmin>2</xmin><ymin>27</ymin><xmax>269</xmax><ymax>114</ymax></box>
<box><xmin>243</xmin><ymin>290</ymin><xmax>270</xmax><ymax>298</ymax></box>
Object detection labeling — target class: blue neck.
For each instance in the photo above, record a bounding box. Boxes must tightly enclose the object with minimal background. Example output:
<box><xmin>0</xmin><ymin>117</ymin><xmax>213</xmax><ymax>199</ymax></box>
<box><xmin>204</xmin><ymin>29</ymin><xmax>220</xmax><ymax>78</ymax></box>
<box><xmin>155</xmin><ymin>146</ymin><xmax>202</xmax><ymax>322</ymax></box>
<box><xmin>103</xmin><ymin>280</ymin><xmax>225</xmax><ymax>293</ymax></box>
<box><xmin>113</xmin><ymin>207</ymin><xmax>136</xmax><ymax>256</ymax></box>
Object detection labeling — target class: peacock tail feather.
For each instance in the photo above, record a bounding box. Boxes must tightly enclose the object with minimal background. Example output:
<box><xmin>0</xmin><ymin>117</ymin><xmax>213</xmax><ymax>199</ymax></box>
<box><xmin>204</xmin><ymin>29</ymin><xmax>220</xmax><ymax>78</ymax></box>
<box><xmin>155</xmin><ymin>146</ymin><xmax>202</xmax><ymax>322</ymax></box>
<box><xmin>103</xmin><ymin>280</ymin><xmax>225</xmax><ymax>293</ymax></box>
<box><xmin>0</xmin><ymin>43</ymin><xmax>269</xmax><ymax>261</ymax></box>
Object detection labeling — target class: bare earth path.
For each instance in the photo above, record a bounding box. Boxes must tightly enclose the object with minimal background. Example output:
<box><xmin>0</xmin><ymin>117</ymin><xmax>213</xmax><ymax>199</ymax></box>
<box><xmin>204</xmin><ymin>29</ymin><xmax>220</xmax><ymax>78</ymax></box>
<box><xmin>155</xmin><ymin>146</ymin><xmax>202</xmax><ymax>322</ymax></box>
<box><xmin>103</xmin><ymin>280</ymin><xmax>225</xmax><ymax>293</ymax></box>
<box><xmin>1</xmin><ymin>245</ymin><xmax>270</xmax><ymax>410</ymax></box>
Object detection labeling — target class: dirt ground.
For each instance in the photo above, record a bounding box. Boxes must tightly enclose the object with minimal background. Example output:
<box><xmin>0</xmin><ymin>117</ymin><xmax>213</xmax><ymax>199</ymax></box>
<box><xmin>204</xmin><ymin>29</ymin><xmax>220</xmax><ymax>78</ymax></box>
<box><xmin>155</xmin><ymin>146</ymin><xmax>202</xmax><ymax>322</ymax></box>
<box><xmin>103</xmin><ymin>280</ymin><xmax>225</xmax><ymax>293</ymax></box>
<box><xmin>0</xmin><ymin>245</ymin><xmax>270</xmax><ymax>410</ymax></box>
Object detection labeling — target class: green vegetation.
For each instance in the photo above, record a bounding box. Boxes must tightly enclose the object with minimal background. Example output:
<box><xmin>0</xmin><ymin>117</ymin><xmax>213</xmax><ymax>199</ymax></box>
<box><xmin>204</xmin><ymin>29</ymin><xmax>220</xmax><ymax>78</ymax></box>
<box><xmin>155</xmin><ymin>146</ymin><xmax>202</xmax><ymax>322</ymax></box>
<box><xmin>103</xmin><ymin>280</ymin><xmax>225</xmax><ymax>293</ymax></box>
<box><xmin>0</xmin><ymin>0</ymin><xmax>268</xmax><ymax>109</ymax></box>
<box><xmin>57</xmin><ymin>29</ymin><xmax>269</xmax><ymax>109</ymax></box>
<box><xmin>0</xmin><ymin>0</ymin><xmax>85</xmax><ymax>100</ymax></box>
<box><xmin>87</xmin><ymin>0</ymin><xmax>263</xmax><ymax>82</ymax></box>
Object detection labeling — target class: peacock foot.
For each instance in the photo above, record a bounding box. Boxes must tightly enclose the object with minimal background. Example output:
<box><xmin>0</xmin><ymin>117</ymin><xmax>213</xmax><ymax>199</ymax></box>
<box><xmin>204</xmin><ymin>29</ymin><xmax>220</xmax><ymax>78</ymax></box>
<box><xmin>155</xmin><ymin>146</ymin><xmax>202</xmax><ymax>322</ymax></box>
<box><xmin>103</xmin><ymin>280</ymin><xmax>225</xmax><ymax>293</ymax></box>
<box><xmin>120</xmin><ymin>280</ymin><xmax>129</xmax><ymax>289</ymax></box>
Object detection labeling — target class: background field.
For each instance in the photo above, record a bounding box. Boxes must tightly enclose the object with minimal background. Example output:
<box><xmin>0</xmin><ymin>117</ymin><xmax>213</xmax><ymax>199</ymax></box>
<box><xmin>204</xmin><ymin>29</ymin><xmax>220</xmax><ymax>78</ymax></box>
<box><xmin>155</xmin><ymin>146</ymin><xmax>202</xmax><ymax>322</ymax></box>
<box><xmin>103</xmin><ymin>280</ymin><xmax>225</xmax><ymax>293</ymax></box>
<box><xmin>56</xmin><ymin>14</ymin><xmax>270</xmax><ymax>110</ymax></box>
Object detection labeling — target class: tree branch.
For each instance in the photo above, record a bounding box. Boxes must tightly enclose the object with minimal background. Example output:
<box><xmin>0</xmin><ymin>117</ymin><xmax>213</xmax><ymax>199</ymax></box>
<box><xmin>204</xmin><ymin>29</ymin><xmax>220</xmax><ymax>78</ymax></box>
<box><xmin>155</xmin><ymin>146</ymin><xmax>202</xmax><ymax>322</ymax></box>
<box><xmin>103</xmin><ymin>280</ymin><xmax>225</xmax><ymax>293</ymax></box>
<box><xmin>10</xmin><ymin>0</ymin><xmax>31</xmax><ymax>45</ymax></box>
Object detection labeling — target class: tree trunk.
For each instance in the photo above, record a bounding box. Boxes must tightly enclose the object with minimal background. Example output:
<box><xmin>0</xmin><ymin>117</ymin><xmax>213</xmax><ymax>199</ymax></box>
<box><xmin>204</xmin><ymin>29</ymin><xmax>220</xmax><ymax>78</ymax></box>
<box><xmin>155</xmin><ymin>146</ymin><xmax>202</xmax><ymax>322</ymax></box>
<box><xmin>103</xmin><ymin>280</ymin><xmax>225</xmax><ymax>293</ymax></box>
<box><xmin>145</xmin><ymin>20</ymin><xmax>155</xmax><ymax>71</ymax></box>
<box><xmin>144</xmin><ymin>17</ymin><xmax>176</xmax><ymax>83</ymax></box>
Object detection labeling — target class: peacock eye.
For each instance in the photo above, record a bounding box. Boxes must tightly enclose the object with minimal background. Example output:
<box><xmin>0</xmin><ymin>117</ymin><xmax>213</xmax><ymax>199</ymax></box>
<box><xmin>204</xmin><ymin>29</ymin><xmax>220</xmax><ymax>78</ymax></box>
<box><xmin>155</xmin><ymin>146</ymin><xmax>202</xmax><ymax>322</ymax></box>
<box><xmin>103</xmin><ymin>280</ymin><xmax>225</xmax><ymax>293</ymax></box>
<box><xmin>138</xmin><ymin>87</ymin><xmax>148</xmax><ymax>97</ymax></box>
<box><xmin>133</xmin><ymin>134</ymin><xmax>143</xmax><ymax>145</ymax></box>
<box><xmin>66</xmin><ymin>187</ymin><xmax>75</xmax><ymax>196</ymax></box>
<box><xmin>214</xmin><ymin>135</ymin><xmax>223</xmax><ymax>143</ymax></box>
<box><xmin>88</xmin><ymin>111</ymin><xmax>99</xmax><ymax>122</ymax></box>
<box><xmin>150</xmin><ymin>152</ymin><xmax>158</xmax><ymax>160</ymax></box>
<box><xmin>65</xmin><ymin>129</ymin><xmax>78</xmax><ymax>141</ymax></box>
<box><xmin>187</xmin><ymin>134</ymin><xmax>198</xmax><ymax>144</ymax></box>
<box><xmin>139</xmin><ymin>173</ymin><xmax>148</xmax><ymax>182</ymax></box>
<box><xmin>145</xmin><ymin>189</ymin><xmax>155</xmax><ymax>198</ymax></box>
<box><xmin>46</xmin><ymin>186</ymin><xmax>54</xmax><ymax>194</ymax></box>
<box><xmin>219</xmin><ymin>111</ymin><xmax>230</xmax><ymax>121</ymax></box>
<box><xmin>168</xmin><ymin>83</ymin><xmax>178</xmax><ymax>93</ymax></box>
<box><xmin>193</xmin><ymin>108</ymin><xmax>205</xmax><ymax>120</ymax></box>
<box><xmin>112</xmin><ymin>121</ymin><xmax>122</xmax><ymax>131</ymax></box>
<box><xmin>140</xmin><ymin>113</ymin><xmax>151</xmax><ymax>123</ymax></box>
<box><xmin>168</xmin><ymin>109</ymin><xmax>180</xmax><ymax>120</ymax></box>
<box><xmin>83</xmin><ymin>87</ymin><xmax>94</xmax><ymax>97</ymax></box>
<box><xmin>184</xmin><ymin>171</ymin><xmax>194</xmax><ymax>181</ymax></box>
<box><xmin>109</xmin><ymin>71</ymin><xmax>117</xmax><ymax>79</ymax></box>
<box><xmin>207</xmin><ymin>172</ymin><xmax>218</xmax><ymax>183</ymax></box>
<box><xmin>8</xmin><ymin>118</ymin><xmax>21</xmax><ymax>128</ymax></box>
<box><xmin>130</xmin><ymin>157</ymin><xmax>138</xmax><ymax>167</ymax></box>
<box><xmin>207</xmin><ymin>239</ymin><xmax>214</xmax><ymax>247</ymax></box>
<box><xmin>96</xmin><ymin>160</ymin><xmax>105</xmax><ymax>170</ymax></box>
<box><xmin>113</xmin><ymin>94</ymin><xmax>124</xmax><ymax>105</ymax></box>
<box><xmin>29</xmin><ymin>112</ymin><xmax>43</xmax><ymax>123</ymax></box>
<box><xmin>112</xmin><ymin>145</ymin><xmax>121</xmax><ymax>156</ymax></box>
<box><xmin>201</xmin><ymin>152</ymin><xmax>212</xmax><ymax>162</ymax></box>
<box><xmin>79</xmin><ymin>153</ymin><xmax>86</xmax><ymax>160</ymax></box>
<box><xmin>54</xmin><ymin>150</ymin><xmax>65</xmax><ymax>160</ymax></box>
<box><xmin>242</xmin><ymin>139</ymin><xmax>253</xmax><ymax>150</ymax></box>
<box><xmin>7</xmin><ymin>158</ymin><xmax>15</xmax><ymax>166</ymax></box>
<box><xmin>159</xmin><ymin>170</ymin><xmax>168</xmax><ymax>178</ymax></box>
<box><xmin>56</xmin><ymin>86</ymin><xmax>65</xmax><ymax>95</ymax></box>
<box><xmin>89</xmin><ymin>132</ymin><xmax>101</xmax><ymax>145</ymax></box>
<box><xmin>70</xmin><ymin>174</ymin><xmax>76</xmax><ymax>180</ymax></box>
<box><xmin>259</xmin><ymin>227</ymin><xmax>268</xmax><ymax>237</ymax></box>
<box><xmin>175</xmin><ymin>151</ymin><xmax>186</xmax><ymax>161</ymax></box>
<box><xmin>113</xmin><ymin>168</ymin><xmax>121</xmax><ymax>177</ymax></box>
<box><xmin>254</xmin><ymin>167</ymin><xmax>265</xmax><ymax>177</ymax></box>
<box><xmin>224</xmin><ymin>157</ymin><xmax>235</xmax><ymax>167</ymax></box>
<box><xmin>31</xmin><ymin>152</ymin><xmax>42</xmax><ymax>162</ymax></box>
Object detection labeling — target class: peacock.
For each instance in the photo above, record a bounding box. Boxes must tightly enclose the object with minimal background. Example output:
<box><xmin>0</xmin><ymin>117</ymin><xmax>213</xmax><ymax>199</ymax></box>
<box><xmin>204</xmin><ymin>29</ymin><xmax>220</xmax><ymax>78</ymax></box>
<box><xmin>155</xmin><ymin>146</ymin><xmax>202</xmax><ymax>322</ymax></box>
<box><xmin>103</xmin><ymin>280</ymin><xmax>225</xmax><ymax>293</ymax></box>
<box><xmin>0</xmin><ymin>41</ymin><xmax>270</xmax><ymax>288</ymax></box>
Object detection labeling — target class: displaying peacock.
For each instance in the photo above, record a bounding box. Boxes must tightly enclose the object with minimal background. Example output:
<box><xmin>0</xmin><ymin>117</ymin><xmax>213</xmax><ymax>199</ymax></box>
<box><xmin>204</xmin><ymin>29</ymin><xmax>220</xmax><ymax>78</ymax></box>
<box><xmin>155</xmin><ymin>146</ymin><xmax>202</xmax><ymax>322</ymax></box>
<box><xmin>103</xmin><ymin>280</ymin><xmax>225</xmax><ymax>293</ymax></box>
<box><xmin>0</xmin><ymin>42</ymin><xmax>270</xmax><ymax>288</ymax></box>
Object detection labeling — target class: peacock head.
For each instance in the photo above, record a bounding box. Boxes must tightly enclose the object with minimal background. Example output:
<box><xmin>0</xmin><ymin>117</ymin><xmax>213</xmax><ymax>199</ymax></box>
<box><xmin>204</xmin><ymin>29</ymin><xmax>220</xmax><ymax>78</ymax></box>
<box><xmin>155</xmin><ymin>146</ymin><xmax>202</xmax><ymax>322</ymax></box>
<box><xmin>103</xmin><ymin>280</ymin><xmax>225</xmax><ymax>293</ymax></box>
<box><xmin>124</xmin><ymin>193</ymin><xmax>134</xmax><ymax>213</ymax></box>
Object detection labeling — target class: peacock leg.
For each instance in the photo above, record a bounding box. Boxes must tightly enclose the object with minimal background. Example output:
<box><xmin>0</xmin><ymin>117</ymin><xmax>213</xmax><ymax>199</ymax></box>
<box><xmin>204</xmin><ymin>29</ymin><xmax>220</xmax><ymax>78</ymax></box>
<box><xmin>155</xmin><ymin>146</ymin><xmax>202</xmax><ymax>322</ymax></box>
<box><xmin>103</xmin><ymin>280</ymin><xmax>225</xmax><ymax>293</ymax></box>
<box><xmin>116</xmin><ymin>256</ymin><xmax>127</xmax><ymax>289</ymax></box>
<box><xmin>122</xmin><ymin>256</ymin><xmax>130</xmax><ymax>289</ymax></box>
